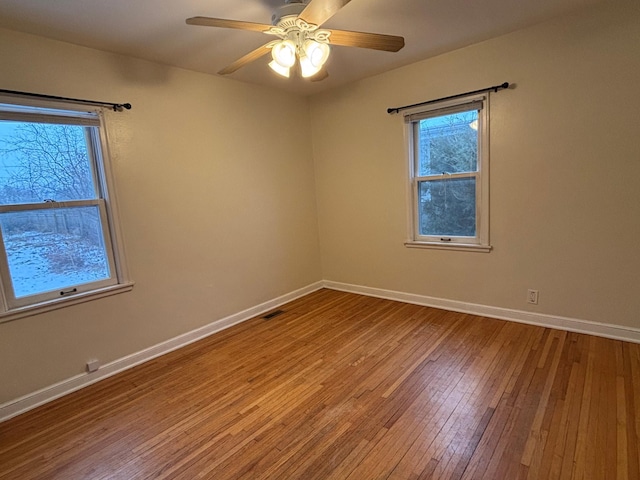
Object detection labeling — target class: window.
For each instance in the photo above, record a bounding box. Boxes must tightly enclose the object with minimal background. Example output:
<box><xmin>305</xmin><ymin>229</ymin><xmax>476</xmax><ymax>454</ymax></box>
<box><xmin>405</xmin><ymin>94</ymin><xmax>491</xmax><ymax>252</ymax></box>
<box><xmin>0</xmin><ymin>99</ymin><xmax>131</xmax><ymax>317</ymax></box>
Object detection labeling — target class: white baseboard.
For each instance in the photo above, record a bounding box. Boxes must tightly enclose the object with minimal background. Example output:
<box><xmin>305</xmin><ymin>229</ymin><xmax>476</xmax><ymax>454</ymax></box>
<box><xmin>323</xmin><ymin>280</ymin><xmax>640</xmax><ymax>344</ymax></box>
<box><xmin>3</xmin><ymin>279</ymin><xmax>638</xmax><ymax>423</ymax></box>
<box><xmin>0</xmin><ymin>281</ymin><xmax>324</xmax><ymax>423</ymax></box>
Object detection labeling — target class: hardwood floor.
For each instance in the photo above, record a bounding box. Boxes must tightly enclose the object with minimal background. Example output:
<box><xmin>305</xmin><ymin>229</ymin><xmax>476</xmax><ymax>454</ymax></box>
<box><xmin>1</xmin><ymin>289</ymin><xmax>639</xmax><ymax>479</ymax></box>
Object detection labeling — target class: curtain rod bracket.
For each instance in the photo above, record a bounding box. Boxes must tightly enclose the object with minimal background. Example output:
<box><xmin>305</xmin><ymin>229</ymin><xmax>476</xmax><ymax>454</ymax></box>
<box><xmin>387</xmin><ymin>82</ymin><xmax>510</xmax><ymax>115</ymax></box>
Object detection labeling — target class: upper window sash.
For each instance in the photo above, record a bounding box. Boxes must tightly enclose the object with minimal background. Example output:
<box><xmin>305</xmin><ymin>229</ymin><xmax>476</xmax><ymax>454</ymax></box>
<box><xmin>0</xmin><ymin>122</ymin><xmax>103</xmax><ymax>206</ymax></box>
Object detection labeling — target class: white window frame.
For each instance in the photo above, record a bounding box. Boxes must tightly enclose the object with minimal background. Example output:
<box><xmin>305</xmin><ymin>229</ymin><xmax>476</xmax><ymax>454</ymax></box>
<box><xmin>0</xmin><ymin>96</ymin><xmax>132</xmax><ymax>321</ymax></box>
<box><xmin>404</xmin><ymin>93</ymin><xmax>491</xmax><ymax>252</ymax></box>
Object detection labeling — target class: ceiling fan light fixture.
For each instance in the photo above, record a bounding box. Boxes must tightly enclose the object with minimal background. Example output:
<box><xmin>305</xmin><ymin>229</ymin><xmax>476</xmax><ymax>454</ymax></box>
<box><xmin>303</xmin><ymin>40</ymin><xmax>330</xmax><ymax>68</ymax></box>
<box><xmin>271</xmin><ymin>39</ymin><xmax>297</xmax><ymax>68</ymax></box>
<box><xmin>268</xmin><ymin>60</ymin><xmax>291</xmax><ymax>77</ymax></box>
<box><xmin>299</xmin><ymin>54</ymin><xmax>321</xmax><ymax>78</ymax></box>
<box><xmin>299</xmin><ymin>40</ymin><xmax>329</xmax><ymax>78</ymax></box>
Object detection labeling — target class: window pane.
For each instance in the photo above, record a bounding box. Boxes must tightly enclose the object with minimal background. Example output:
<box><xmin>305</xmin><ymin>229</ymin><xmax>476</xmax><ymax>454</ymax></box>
<box><xmin>418</xmin><ymin>178</ymin><xmax>476</xmax><ymax>237</ymax></box>
<box><xmin>0</xmin><ymin>206</ymin><xmax>111</xmax><ymax>298</ymax></box>
<box><xmin>0</xmin><ymin>121</ymin><xmax>98</xmax><ymax>205</ymax></box>
<box><xmin>417</xmin><ymin>110</ymin><xmax>478</xmax><ymax>176</ymax></box>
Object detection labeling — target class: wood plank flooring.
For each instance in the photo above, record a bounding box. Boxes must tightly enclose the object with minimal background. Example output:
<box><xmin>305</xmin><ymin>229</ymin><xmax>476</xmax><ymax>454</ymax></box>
<box><xmin>1</xmin><ymin>289</ymin><xmax>639</xmax><ymax>479</ymax></box>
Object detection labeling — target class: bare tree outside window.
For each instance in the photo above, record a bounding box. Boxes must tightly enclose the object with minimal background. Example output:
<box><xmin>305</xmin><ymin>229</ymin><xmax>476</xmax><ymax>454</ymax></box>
<box><xmin>0</xmin><ymin>123</ymin><xmax>96</xmax><ymax>204</ymax></box>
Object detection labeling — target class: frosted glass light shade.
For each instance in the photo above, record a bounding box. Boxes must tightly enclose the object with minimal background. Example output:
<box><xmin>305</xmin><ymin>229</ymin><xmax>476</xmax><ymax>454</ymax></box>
<box><xmin>304</xmin><ymin>41</ymin><xmax>329</xmax><ymax>67</ymax></box>
<box><xmin>269</xmin><ymin>60</ymin><xmax>290</xmax><ymax>78</ymax></box>
<box><xmin>299</xmin><ymin>55</ymin><xmax>321</xmax><ymax>78</ymax></box>
<box><xmin>300</xmin><ymin>41</ymin><xmax>329</xmax><ymax>78</ymax></box>
<box><xmin>271</xmin><ymin>40</ymin><xmax>296</xmax><ymax>68</ymax></box>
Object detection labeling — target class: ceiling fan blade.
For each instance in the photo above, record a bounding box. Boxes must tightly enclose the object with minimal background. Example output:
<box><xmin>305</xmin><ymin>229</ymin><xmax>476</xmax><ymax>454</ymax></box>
<box><xmin>186</xmin><ymin>17</ymin><xmax>272</xmax><ymax>33</ymax></box>
<box><xmin>298</xmin><ymin>0</ymin><xmax>352</xmax><ymax>27</ymax></box>
<box><xmin>328</xmin><ymin>29</ymin><xmax>404</xmax><ymax>52</ymax></box>
<box><xmin>218</xmin><ymin>43</ymin><xmax>272</xmax><ymax>75</ymax></box>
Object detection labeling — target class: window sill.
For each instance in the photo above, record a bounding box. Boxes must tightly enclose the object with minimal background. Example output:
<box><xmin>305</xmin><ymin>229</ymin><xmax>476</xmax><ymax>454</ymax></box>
<box><xmin>0</xmin><ymin>282</ymin><xmax>134</xmax><ymax>324</ymax></box>
<box><xmin>405</xmin><ymin>241</ymin><xmax>492</xmax><ymax>253</ymax></box>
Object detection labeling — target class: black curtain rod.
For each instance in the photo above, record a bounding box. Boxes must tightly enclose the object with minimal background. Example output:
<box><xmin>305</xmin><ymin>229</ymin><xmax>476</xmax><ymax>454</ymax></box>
<box><xmin>387</xmin><ymin>82</ymin><xmax>510</xmax><ymax>115</ymax></box>
<box><xmin>0</xmin><ymin>88</ymin><xmax>131</xmax><ymax>112</ymax></box>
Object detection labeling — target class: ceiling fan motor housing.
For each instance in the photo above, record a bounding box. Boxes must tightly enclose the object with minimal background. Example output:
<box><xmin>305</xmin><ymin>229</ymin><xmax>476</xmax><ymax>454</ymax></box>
<box><xmin>272</xmin><ymin>1</ymin><xmax>307</xmax><ymax>26</ymax></box>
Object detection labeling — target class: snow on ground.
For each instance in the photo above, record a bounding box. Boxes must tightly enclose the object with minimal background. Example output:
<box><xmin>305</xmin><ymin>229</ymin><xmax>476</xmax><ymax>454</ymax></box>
<box><xmin>4</xmin><ymin>230</ymin><xmax>109</xmax><ymax>298</ymax></box>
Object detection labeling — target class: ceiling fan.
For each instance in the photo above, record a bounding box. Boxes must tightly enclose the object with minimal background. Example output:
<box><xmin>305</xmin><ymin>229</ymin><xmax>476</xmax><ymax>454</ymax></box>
<box><xmin>186</xmin><ymin>0</ymin><xmax>405</xmax><ymax>81</ymax></box>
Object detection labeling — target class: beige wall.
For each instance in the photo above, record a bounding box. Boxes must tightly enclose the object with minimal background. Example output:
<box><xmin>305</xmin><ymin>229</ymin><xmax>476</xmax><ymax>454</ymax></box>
<box><xmin>310</xmin><ymin>2</ymin><xmax>640</xmax><ymax>328</ymax></box>
<box><xmin>0</xmin><ymin>29</ymin><xmax>322</xmax><ymax>403</ymax></box>
<box><xmin>1</xmin><ymin>0</ymin><xmax>639</xmax><ymax>408</ymax></box>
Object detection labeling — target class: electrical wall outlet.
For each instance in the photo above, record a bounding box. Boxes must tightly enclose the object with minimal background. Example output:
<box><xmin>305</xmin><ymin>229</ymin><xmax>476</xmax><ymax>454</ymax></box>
<box><xmin>527</xmin><ymin>289</ymin><xmax>539</xmax><ymax>305</ymax></box>
<box><xmin>86</xmin><ymin>359</ymin><xmax>100</xmax><ymax>373</ymax></box>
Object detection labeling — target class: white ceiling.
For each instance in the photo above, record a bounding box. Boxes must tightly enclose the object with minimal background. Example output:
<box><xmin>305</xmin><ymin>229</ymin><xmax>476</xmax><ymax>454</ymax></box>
<box><xmin>0</xmin><ymin>0</ymin><xmax>604</xmax><ymax>96</ymax></box>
